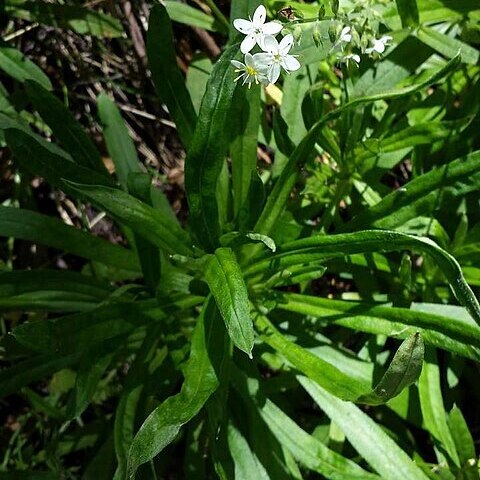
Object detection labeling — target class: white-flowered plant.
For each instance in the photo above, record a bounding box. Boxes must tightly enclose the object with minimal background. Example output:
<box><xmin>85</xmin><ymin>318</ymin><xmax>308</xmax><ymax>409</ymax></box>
<box><xmin>231</xmin><ymin>5</ymin><xmax>301</xmax><ymax>87</ymax></box>
<box><xmin>231</xmin><ymin>53</ymin><xmax>269</xmax><ymax>87</ymax></box>
<box><xmin>233</xmin><ymin>5</ymin><xmax>283</xmax><ymax>54</ymax></box>
<box><xmin>366</xmin><ymin>35</ymin><xmax>393</xmax><ymax>54</ymax></box>
<box><xmin>339</xmin><ymin>26</ymin><xmax>353</xmax><ymax>43</ymax></box>
<box><xmin>253</xmin><ymin>34</ymin><xmax>301</xmax><ymax>84</ymax></box>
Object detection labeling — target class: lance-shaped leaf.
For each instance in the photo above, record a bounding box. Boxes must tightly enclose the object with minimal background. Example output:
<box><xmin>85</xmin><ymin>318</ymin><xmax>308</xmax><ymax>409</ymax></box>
<box><xmin>0</xmin><ymin>270</ymin><xmax>113</xmax><ymax>312</ymax></box>
<box><xmin>206</xmin><ymin>248</ymin><xmax>254</xmax><ymax>356</ymax></box>
<box><xmin>127</xmin><ymin>296</ymin><xmax>228</xmax><ymax>478</ymax></box>
<box><xmin>418</xmin><ymin>348</ymin><xmax>460</xmax><ymax>466</ymax></box>
<box><xmin>246</xmin><ymin>230</ymin><xmax>480</xmax><ymax>326</ymax></box>
<box><xmin>184</xmin><ymin>44</ymin><xmax>240</xmax><ymax>251</ymax></box>
<box><xmin>299</xmin><ymin>377</ymin><xmax>431</xmax><ymax>480</ymax></box>
<box><xmin>25</xmin><ymin>80</ymin><xmax>106</xmax><ymax>172</ymax></box>
<box><xmin>254</xmin><ymin>314</ymin><xmax>369</xmax><ymax>401</ymax></box>
<box><xmin>346</xmin><ymin>150</ymin><xmax>480</xmax><ymax>231</ymax></box>
<box><xmin>97</xmin><ymin>93</ymin><xmax>142</xmax><ymax>189</ymax></box>
<box><xmin>358</xmin><ymin>333</ymin><xmax>424</xmax><ymax>405</ymax></box>
<box><xmin>0</xmin><ymin>206</ymin><xmax>140</xmax><ymax>272</ymax></box>
<box><xmin>64</xmin><ymin>181</ymin><xmax>193</xmax><ymax>256</ymax></box>
<box><xmin>395</xmin><ymin>0</ymin><xmax>419</xmax><ymax>27</ymax></box>
<box><xmin>0</xmin><ymin>44</ymin><xmax>51</xmax><ymax>89</ymax></box>
<box><xmin>275</xmin><ymin>293</ymin><xmax>480</xmax><ymax>361</ymax></box>
<box><xmin>232</xmin><ymin>368</ymin><xmax>380</xmax><ymax>479</ymax></box>
<box><xmin>147</xmin><ymin>4</ymin><xmax>197</xmax><ymax>149</ymax></box>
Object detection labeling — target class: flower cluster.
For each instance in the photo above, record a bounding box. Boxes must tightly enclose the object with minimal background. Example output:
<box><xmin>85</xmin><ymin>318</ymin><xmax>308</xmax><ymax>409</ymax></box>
<box><xmin>231</xmin><ymin>5</ymin><xmax>301</xmax><ymax>87</ymax></box>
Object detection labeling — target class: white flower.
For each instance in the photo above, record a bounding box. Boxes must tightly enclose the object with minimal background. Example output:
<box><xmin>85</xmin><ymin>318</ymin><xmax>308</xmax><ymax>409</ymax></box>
<box><xmin>233</xmin><ymin>5</ymin><xmax>283</xmax><ymax>54</ymax></box>
<box><xmin>339</xmin><ymin>26</ymin><xmax>352</xmax><ymax>43</ymax></box>
<box><xmin>344</xmin><ymin>53</ymin><xmax>361</xmax><ymax>66</ymax></box>
<box><xmin>366</xmin><ymin>35</ymin><xmax>392</xmax><ymax>54</ymax></box>
<box><xmin>253</xmin><ymin>34</ymin><xmax>301</xmax><ymax>84</ymax></box>
<box><xmin>231</xmin><ymin>53</ymin><xmax>269</xmax><ymax>87</ymax></box>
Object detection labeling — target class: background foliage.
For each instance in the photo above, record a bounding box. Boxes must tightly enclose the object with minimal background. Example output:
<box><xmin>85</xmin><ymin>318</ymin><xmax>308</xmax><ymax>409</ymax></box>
<box><xmin>1</xmin><ymin>0</ymin><xmax>480</xmax><ymax>478</ymax></box>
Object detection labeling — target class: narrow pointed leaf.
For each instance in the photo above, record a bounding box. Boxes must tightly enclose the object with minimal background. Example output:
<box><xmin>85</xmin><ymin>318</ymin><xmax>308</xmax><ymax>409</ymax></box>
<box><xmin>299</xmin><ymin>377</ymin><xmax>431</xmax><ymax>480</ymax></box>
<box><xmin>64</xmin><ymin>181</ymin><xmax>193</xmax><ymax>256</ymax></box>
<box><xmin>418</xmin><ymin>349</ymin><xmax>460</xmax><ymax>466</ymax></box>
<box><xmin>97</xmin><ymin>93</ymin><xmax>142</xmax><ymax>189</ymax></box>
<box><xmin>185</xmin><ymin>44</ymin><xmax>240</xmax><ymax>251</ymax></box>
<box><xmin>254</xmin><ymin>314</ymin><xmax>369</xmax><ymax>401</ymax></box>
<box><xmin>0</xmin><ymin>206</ymin><xmax>140</xmax><ymax>272</ymax></box>
<box><xmin>358</xmin><ymin>333</ymin><xmax>424</xmax><ymax>405</ymax></box>
<box><xmin>0</xmin><ymin>44</ymin><xmax>51</xmax><ymax>89</ymax></box>
<box><xmin>147</xmin><ymin>4</ymin><xmax>197</xmax><ymax>149</ymax></box>
<box><xmin>127</xmin><ymin>297</ymin><xmax>228</xmax><ymax>478</ymax></box>
<box><xmin>276</xmin><ymin>294</ymin><xmax>480</xmax><ymax>361</ymax></box>
<box><xmin>247</xmin><ymin>230</ymin><xmax>480</xmax><ymax>326</ymax></box>
<box><xmin>25</xmin><ymin>80</ymin><xmax>106</xmax><ymax>172</ymax></box>
<box><xmin>206</xmin><ymin>248</ymin><xmax>254</xmax><ymax>356</ymax></box>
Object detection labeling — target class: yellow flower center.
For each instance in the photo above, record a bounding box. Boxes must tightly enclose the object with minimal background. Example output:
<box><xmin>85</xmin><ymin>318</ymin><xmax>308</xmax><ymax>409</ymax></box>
<box><xmin>246</xmin><ymin>65</ymin><xmax>257</xmax><ymax>76</ymax></box>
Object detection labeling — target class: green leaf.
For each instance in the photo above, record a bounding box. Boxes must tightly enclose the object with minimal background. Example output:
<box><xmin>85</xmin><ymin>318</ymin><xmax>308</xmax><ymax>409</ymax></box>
<box><xmin>127</xmin><ymin>296</ymin><xmax>228</xmax><ymax>478</ymax></box>
<box><xmin>276</xmin><ymin>294</ymin><xmax>480</xmax><ymax>361</ymax></box>
<box><xmin>165</xmin><ymin>0</ymin><xmax>226</xmax><ymax>33</ymax></box>
<box><xmin>254</xmin><ymin>314</ymin><xmax>369</xmax><ymax>401</ymax></box>
<box><xmin>97</xmin><ymin>93</ymin><xmax>142</xmax><ymax>189</ymax></box>
<box><xmin>4</xmin><ymin>127</ymin><xmax>115</xmax><ymax>192</ymax></box>
<box><xmin>7</xmin><ymin>1</ymin><xmax>124</xmax><ymax>37</ymax></box>
<box><xmin>0</xmin><ymin>44</ymin><xmax>51</xmax><ymax>90</ymax></box>
<box><xmin>231</xmin><ymin>85</ymin><xmax>261</xmax><ymax>217</ymax></box>
<box><xmin>246</xmin><ymin>230</ymin><xmax>480</xmax><ymax>326</ymax></box>
<box><xmin>358</xmin><ymin>333</ymin><xmax>424</xmax><ymax>405</ymax></box>
<box><xmin>205</xmin><ymin>248</ymin><xmax>254</xmax><ymax>356</ymax></box>
<box><xmin>13</xmin><ymin>296</ymin><xmax>202</xmax><ymax>356</ymax></box>
<box><xmin>25</xmin><ymin>81</ymin><xmax>106</xmax><ymax>172</ymax></box>
<box><xmin>63</xmin><ymin>181</ymin><xmax>193</xmax><ymax>256</ymax></box>
<box><xmin>0</xmin><ymin>206</ymin><xmax>140</xmax><ymax>272</ymax></box>
<box><xmin>418</xmin><ymin>349</ymin><xmax>460</xmax><ymax>466</ymax></box>
<box><xmin>299</xmin><ymin>377</ymin><xmax>431</xmax><ymax>480</ymax></box>
<box><xmin>0</xmin><ymin>270</ymin><xmax>113</xmax><ymax>312</ymax></box>
<box><xmin>147</xmin><ymin>4</ymin><xmax>197</xmax><ymax>149</ymax></box>
<box><xmin>227</xmin><ymin>423</ymin><xmax>271</xmax><ymax>480</ymax></box>
<box><xmin>347</xmin><ymin>150</ymin><xmax>480</xmax><ymax>231</ymax></box>
<box><xmin>0</xmin><ymin>472</ymin><xmax>59</xmax><ymax>479</ymax></box>
<box><xmin>232</xmin><ymin>368</ymin><xmax>380</xmax><ymax>479</ymax></box>
<box><xmin>220</xmin><ymin>231</ymin><xmax>276</xmax><ymax>252</ymax></box>
<box><xmin>416</xmin><ymin>26</ymin><xmax>479</xmax><ymax>65</ymax></box>
<box><xmin>395</xmin><ymin>0</ymin><xmax>419</xmax><ymax>27</ymax></box>
<box><xmin>184</xmin><ymin>44</ymin><xmax>240</xmax><ymax>251</ymax></box>
<box><xmin>66</xmin><ymin>344</ymin><xmax>114</xmax><ymax>419</ymax></box>
<box><xmin>448</xmin><ymin>405</ymin><xmax>477</xmax><ymax>468</ymax></box>
<box><xmin>253</xmin><ymin>55</ymin><xmax>460</xmax><ymax>240</ymax></box>
<box><xmin>113</xmin><ymin>331</ymin><xmax>166</xmax><ymax>480</ymax></box>
<box><xmin>0</xmin><ymin>353</ymin><xmax>80</xmax><ymax>399</ymax></box>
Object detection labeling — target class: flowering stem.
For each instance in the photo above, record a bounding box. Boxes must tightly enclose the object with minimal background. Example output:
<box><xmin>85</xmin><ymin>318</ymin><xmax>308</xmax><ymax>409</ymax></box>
<box><xmin>203</xmin><ymin>0</ymin><xmax>230</xmax><ymax>31</ymax></box>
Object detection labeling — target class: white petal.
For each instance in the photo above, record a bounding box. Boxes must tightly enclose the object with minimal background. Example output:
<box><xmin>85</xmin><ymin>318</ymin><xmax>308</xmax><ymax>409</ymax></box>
<box><xmin>342</xmin><ymin>33</ymin><xmax>352</xmax><ymax>42</ymax></box>
<box><xmin>341</xmin><ymin>26</ymin><xmax>351</xmax><ymax>35</ymax></box>
<box><xmin>374</xmin><ymin>41</ymin><xmax>386</xmax><ymax>53</ymax></box>
<box><xmin>380</xmin><ymin>35</ymin><xmax>392</xmax><ymax>44</ymax></box>
<box><xmin>233</xmin><ymin>19</ymin><xmax>253</xmax><ymax>35</ymax></box>
<box><xmin>365</xmin><ymin>47</ymin><xmax>374</xmax><ymax>54</ymax></box>
<box><xmin>230</xmin><ymin>60</ymin><xmax>245</xmax><ymax>69</ymax></box>
<box><xmin>244</xmin><ymin>53</ymin><xmax>255</xmax><ymax>67</ymax></box>
<box><xmin>279</xmin><ymin>34</ymin><xmax>294</xmax><ymax>55</ymax></box>
<box><xmin>241</xmin><ymin>33</ymin><xmax>256</xmax><ymax>53</ymax></box>
<box><xmin>352</xmin><ymin>54</ymin><xmax>361</xmax><ymax>64</ymax></box>
<box><xmin>262</xmin><ymin>21</ymin><xmax>283</xmax><ymax>35</ymax></box>
<box><xmin>253</xmin><ymin>52</ymin><xmax>273</xmax><ymax>67</ymax></box>
<box><xmin>252</xmin><ymin>5</ymin><xmax>267</xmax><ymax>26</ymax></box>
<box><xmin>268</xmin><ymin>63</ymin><xmax>281</xmax><ymax>84</ymax></box>
<box><xmin>262</xmin><ymin>34</ymin><xmax>279</xmax><ymax>53</ymax></box>
<box><xmin>281</xmin><ymin>55</ymin><xmax>300</xmax><ymax>72</ymax></box>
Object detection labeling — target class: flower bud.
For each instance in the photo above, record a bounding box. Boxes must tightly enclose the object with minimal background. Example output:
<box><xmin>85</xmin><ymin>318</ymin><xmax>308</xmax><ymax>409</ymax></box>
<box><xmin>312</xmin><ymin>22</ymin><xmax>322</xmax><ymax>48</ymax></box>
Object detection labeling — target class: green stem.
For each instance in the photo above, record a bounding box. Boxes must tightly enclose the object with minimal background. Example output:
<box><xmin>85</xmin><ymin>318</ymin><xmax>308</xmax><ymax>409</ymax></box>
<box><xmin>204</xmin><ymin>0</ymin><xmax>230</xmax><ymax>31</ymax></box>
